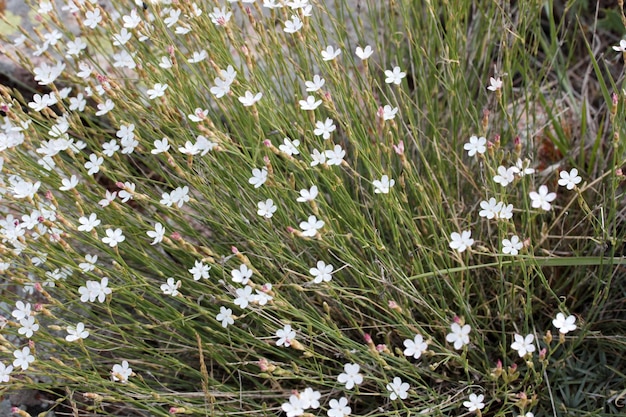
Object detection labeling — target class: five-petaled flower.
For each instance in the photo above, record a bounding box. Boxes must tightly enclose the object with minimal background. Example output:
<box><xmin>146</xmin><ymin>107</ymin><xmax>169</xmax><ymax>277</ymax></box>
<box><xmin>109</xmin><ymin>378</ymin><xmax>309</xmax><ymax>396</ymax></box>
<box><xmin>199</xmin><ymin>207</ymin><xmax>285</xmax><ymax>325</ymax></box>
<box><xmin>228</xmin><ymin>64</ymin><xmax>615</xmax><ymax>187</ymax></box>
<box><xmin>463</xmin><ymin>393</ymin><xmax>485</xmax><ymax>412</ymax></box>
<box><xmin>386</xmin><ymin>376</ymin><xmax>410</xmax><ymax>400</ymax></box>
<box><xmin>487</xmin><ymin>77</ymin><xmax>502</xmax><ymax>91</ymax></box>
<box><xmin>511</xmin><ymin>333</ymin><xmax>536</xmax><ymax>357</ymax></box>
<box><xmin>337</xmin><ymin>363</ymin><xmax>363</xmax><ymax>389</ymax></box>
<box><xmin>464</xmin><ymin>135</ymin><xmax>487</xmax><ymax>157</ymax></box>
<box><xmin>529</xmin><ymin>185</ymin><xmax>556</xmax><ymax>211</ymax></box>
<box><xmin>449</xmin><ymin>230</ymin><xmax>474</xmax><ymax>253</ymax></box>
<box><xmin>276</xmin><ymin>324</ymin><xmax>296</xmax><ymax>347</ymax></box>
<box><xmin>299</xmin><ymin>215</ymin><xmax>324</xmax><ymax>237</ymax></box>
<box><xmin>385</xmin><ymin>66</ymin><xmax>406</xmax><ymax>85</ymax></box>
<box><xmin>446</xmin><ymin>322</ymin><xmax>471</xmax><ymax>349</ymax></box>
<box><xmin>553</xmin><ymin>313</ymin><xmax>577</xmax><ymax>334</ymax></box>
<box><xmin>558</xmin><ymin>168</ymin><xmax>582</xmax><ymax>190</ymax></box>
<box><xmin>310</xmin><ymin>260</ymin><xmax>334</xmax><ymax>283</ymax></box>
<box><xmin>373</xmin><ymin>175</ymin><xmax>395</xmax><ymax>194</ymax></box>
<box><xmin>327</xmin><ymin>397</ymin><xmax>351</xmax><ymax>417</ymax></box>
<box><xmin>403</xmin><ymin>334</ymin><xmax>429</xmax><ymax>359</ymax></box>
<box><xmin>502</xmin><ymin>235</ymin><xmax>523</xmax><ymax>255</ymax></box>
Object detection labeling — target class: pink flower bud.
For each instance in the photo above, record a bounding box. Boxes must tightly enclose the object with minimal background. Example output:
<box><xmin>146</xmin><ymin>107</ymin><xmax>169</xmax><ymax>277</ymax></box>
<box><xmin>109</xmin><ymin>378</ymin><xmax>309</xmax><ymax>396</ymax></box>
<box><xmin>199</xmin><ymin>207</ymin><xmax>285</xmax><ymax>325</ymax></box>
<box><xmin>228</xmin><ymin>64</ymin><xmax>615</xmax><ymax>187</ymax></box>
<box><xmin>363</xmin><ymin>333</ymin><xmax>372</xmax><ymax>343</ymax></box>
<box><xmin>231</xmin><ymin>246</ymin><xmax>239</xmax><ymax>254</ymax></box>
<box><xmin>170</xmin><ymin>232</ymin><xmax>181</xmax><ymax>240</ymax></box>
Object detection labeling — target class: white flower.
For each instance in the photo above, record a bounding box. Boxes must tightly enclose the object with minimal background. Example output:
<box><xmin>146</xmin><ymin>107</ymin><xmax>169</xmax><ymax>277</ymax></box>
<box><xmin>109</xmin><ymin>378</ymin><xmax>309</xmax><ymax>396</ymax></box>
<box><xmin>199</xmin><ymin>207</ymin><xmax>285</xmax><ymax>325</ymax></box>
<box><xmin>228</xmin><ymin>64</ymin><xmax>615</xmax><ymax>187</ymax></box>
<box><xmin>355</xmin><ymin>45</ymin><xmax>373</xmax><ymax>60</ymax></box>
<box><xmin>249</xmin><ymin>167</ymin><xmax>268</xmax><ymax>188</ymax></box>
<box><xmin>257</xmin><ymin>199</ymin><xmax>277</xmax><ymax>218</ymax></box>
<box><xmin>232</xmin><ymin>264</ymin><xmax>253</xmax><ymax>285</ymax></box>
<box><xmin>77</xmin><ymin>213</ymin><xmax>101</xmax><ymax>232</ymax></box>
<box><xmin>297</xmin><ymin>185</ymin><xmax>318</xmax><ymax>202</ymax></box>
<box><xmin>372</xmin><ymin>175</ymin><xmax>395</xmax><ymax>194</ymax></box>
<box><xmin>529</xmin><ymin>185</ymin><xmax>556</xmax><ymax>211</ymax></box>
<box><xmin>279</xmin><ymin>138</ymin><xmax>300</xmax><ymax>156</ymax></box>
<box><xmin>18</xmin><ymin>316</ymin><xmax>39</xmax><ymax>338</ymax></box>
<box><xmin>487</xmin><ymin>77</ymin><xmax>502</xmax><ymax>91</ymax></box>
<box><xmin>13</xmin><ymin>347</ymin><xmax>35</xmax><ymax>371</ymax></box>
<box><xmin>386</xmin><ymin>377</ymin><xmax>409</xmax><ymax>400</ymax></box>
<box><xmin>0</xmin><ymin>362</ymin><xmax>13</xmax><ymax>383</ymax></box>
<box><xmin>305</xmin><ymin>75</ymin><xmax>325</xmax><ymax>92</ymax></box>
<box><xmin>65</xmin><ymin>322</ymin><xmax>89</xmax><ymax>342</ymax></box>
<box><xmin>299</xmin><ymin>387</ymin><xmax>320</xmax><ymax>409</ymax></box>
<box><xmin>464</xmin><ymin>135</ymin><xmax>487</xmax><ymax>157</ymax></box>
<box><xmin>403</xmin><ymin>334</ymin><xmax>428</xmax><ymax>359</ymax></box>
<box><xmin>111</xmin><ymin>360</ymin><xmax>132</xmax><ymax>383</ymax></box>
<box><xmin>152</xmin><ymin>137</ymin><xmax>170</xmax><ymax>154</ymax></box>
<box><xmin>502</xmin><ymin>235</ymin><xmax>523</xmax><ymax>255</ymax></box>
<box><xmin>310</xmin><ymin>260</ymin><xmax>333</xmax><ymax>283</ymax></box>
<box><xmin>84</xmin><ymin>8</ymin><xmax>102</xmax><ymax>29</ymax></box>
<box><xmin>337</xmin><ymin>363</ymin><xmax>363</xmax><ymax>389</ymax></box>
<box><xmin>493</xmin><ymin>165</ymin><xmax>516</xmax><ymax>187</ymax></box>
<box><xmin>512</xmin><ymin>158</ymin><xmax>535</xmax><ymax>177</ymax></box>
<box><xmin>238</xmin><ymin>91</ymin><xmax>263</xmax><ymax>106</ymax></box>
<box><xmin>314</xmin><ymin>118</ymin><xmax>336</xmax><ymax>139</ymax></box>
<box><xmin>284</xmin><ymin>15</ymin><xmax>303</xmax><ymax>33</ymax></box>
<box><xmin>463</xmin><ymin>393</ymin><xmax>485</xmax><ymax>412</ymax></box>
<box><xmin>102</xmin><ymin>228</ymin><xmax>125</xmax><ymax>247</ymax></box>
<box><xmin>499</xmin><ymin>203</ymin><xmax>514</xmax><ymax>220</ymax></box>
<box><xmin>381</xmin><ymin>105</ymin><xmax>398</xmax><ymax>120</ymax></box>
<box><xmin>479</xmin><ymin>198</ymin><xmax>503</xmax><ymax>219</ymax></box>
<box><xmin>189</xmin><ymin>260</ymin><xmax>211</xmax><ymax>281</ymax></box>
<box><xmin>276</xmin><ymin>324</ymin><xmax>296</xmax><ymax>347</ymax></box>
<box><xmin>327</xmin><ymin>397</ymin><xmax>351</xmax><ymax>417</ymax></box>
<box><xmin>147</xmin><ymin>222</ymin><xmax>165</xmax><ymax>245</ymax></box>
<box><xmin>558</xmin><ymin>168</ymin><xmax>582</xmax><ymax>190</ymax></box>
<box><xmin>216</xmin><ymin>306</ymin><xmax>234</xmax><ymax>328</ymax></box>
<box><xmin>299</xmin><ymin>95</ymin><xmax>322</xmax><ymax>110</ymax></box>
<box><xmin>161</xmin><ymin>277</ymin><xmax>181</xmax><ymax>296</ymax></box>
<box><xmin>553</xmin><ymin>313</ymin><xmax>577</xmax><ymax>334</ymax></box>
<box><xmin>146</xmin><ymin>83</ymin><xmax>168</xmax><ymax>99</ymax></box>
<box><xmin>384</xmin><ymin>66</ymin><xmax>406</xmax><ymax>85</ymax></box>
<box><xmin>511</xmin><ymin>333</ymin><xmax>536</xmax><ymax>357</ymax></box>
<box><xmin>449</xmin><ymin>230</ymin><xmax>474</xmax><ymax>253</ymax></box>
<box><xmin>613</xmin><ymin>39</ymin><xmax>626</xmax><ymax>52</ymax></box>
<box><xmin>446</xmin><ymin>322</ymin><xmax>471</xmax><ymax>349</ymax></box>
<box><xmin>310</xmin><ymin>149</ymin><xmax>326</xmax><ymax>166</ymax></box>
<box><xmin>282</xmin><ymin>394</ymin><xmax>304</xmax><ymax>417</ymax></box>
<box><xmin>188</xmin><ymin>108</ymin><xmax>208</xmax><ymax>122</ymax></box>
<box><xmin>321</xmin><ymin>45</ymin><xmax>341</xmax><ymax>61</ymax></box>
<box><xmin>188</xmin><ymin>50</ymin><xmax>208</xmax><ymax>63</ymax></box>
<box><xmin>299</xmin><ymin>215</ymin><xmax>324</xmax><ymax>237</ymax></box>
<box><xmin>325</xmin><ymin>144</ymin><xmax>345</xmax><ymax>166</ymax></box>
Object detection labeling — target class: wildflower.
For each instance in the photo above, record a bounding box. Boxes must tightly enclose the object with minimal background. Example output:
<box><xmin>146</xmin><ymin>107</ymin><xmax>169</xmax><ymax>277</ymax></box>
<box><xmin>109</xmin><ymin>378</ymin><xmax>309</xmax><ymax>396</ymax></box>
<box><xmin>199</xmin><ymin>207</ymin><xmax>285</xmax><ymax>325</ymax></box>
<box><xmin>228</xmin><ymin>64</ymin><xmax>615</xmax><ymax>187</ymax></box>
<box><xmin>403</xmin><ymin>334</ymin><xmax>428</xmax><ymax>359</ymax></box>
<box><xmin>189</xmin><ymin>260</ymin><xmax>211</xmax><ymax>281</ymax></box>
<box><xmin>76</xmin><ymin>213</ymin><xmax>100</xmax><ymax>232</ymax></box>
<box><xmin>12</xmin><ymin>301</ymin><xmax>31</xmax><ymax>321</ymax></box>
<box><xmin>337</xmin><ymin>363</ymin><xmax>363</xmax><ymax>389</ymax></box>
<box><xmin>355</xmin><ymin>45</ymin><xmax>373</xmax><ymax>60</ymax></box>
<box><xmin>493</xmin><ymin>165</ymin><xmax>516</xmax><ymax>187</ymax></box>
<box><xmin>159</xmin><ymin>56</ymin><xmax>173</xmax><ymax>69</ymax></box>
<box><xmin>386</xmin><ymin>377</ymin><xmax>410</xmax><ymax>400</ymax></box>
<box><xmin>279</xmin><ymin>138</ymin><xmax>300</xmax><ymax>156</ymax></box>
<box><xmin>381</xmin><ymin>104</ymin><xmax>398</xmax><ymax>120</ymax></box>
<box><xmin>79</xmin><ymin>254</ymin><xmax>98</xmax><ymax>273</ymax></box>
<box><xmin>321</xmin><ymin>45</ymin><xmax>341</xmax><ymax>61</ymax></box>
<box><xmin>102</xmin><ymin>140</ymin><xmax>120</xmax><ymax>157</ymax></box>
<box><xmin>13</xmin><ymin>347</ymin><xmax>35</xmax><ymax>371</ymax></box>
<box><xmin>220</xmin><ymin>65</ymin><xmax>237</xmax><ymax>84</ymax></box>
<box><xmin>33</xmin><ymin>61</ymin><xmax>65</xmax><ymax>85</ymax></box>
<box><xmin>12</xmin><ymin>180</ymin><xmax>40</xmax><ymax>199</ymax></box>
<box><xmin>161</xmin><ymin>278</ymin><xmax>181</xmax><ymax>296</ymax></box>
<box><xmin>164</xmin><ymin>8</ymin><xmax>181</xmax><ymax>27</ymax></box>
<box><xmin>297</xmin><ymin>185</ymin><xmax>318</xmax><ymax>202</ymax></box>
<box><xmin>216</xmin><ymin>306</ymin><xmax>234</xmax><ymax>328</ymax></box>
<box><xmin>257</xmin><ymin>199</ymin><xmax>277</xmax><ymax>219</ymax></box>
<box><xmin>327</xmin><ymin>397</ymin><xmax>351</xmax><ymax>417</ymax></box>
<box><xmin>310</xmin><ymin>149</ymin><xmax>327</xmax><ymax>166</ymax></box>
<box><xmin>463</xmin><ymin>393</ymin><xmax>485</xmax><ymax>412</ymax></box>
<box><xmin>553</xmin><ymin>313</ymin><xmax>577</xmax><ymax>334</ymax></box>
<box><xmin>276</xmin><ymin>324</ymin><xmax>296</xmax><ymax>347</ymax></box>
<box><xmin>211</xmin><ymin>77</ymin><xmax>232</xmax><ymax>98</ymax></box>
<box><xmin>152</xmin><ymin>137</ymin><xmax>170</xmax><ymax>154</ymax></box>
<box><xmin>207</xmin><ymin>7</ymin><xmax>231</xmax><ymax>27</ymax></box>
<box><xmin>305</xmin><ymin>75</ymin><xmax>325</xmax><ymax>92</ymax></box>
<box><xmin>147</xmin><ymin>223</ymin><xmax>165</xmax><ymax>245</ymax></box>
<box><xmin>300</xmin><ymin>215</ymin><xmax>324</xmax><ymax>237</ymax></box>
<box><xmin>78</xmin><ymin>277</ymin><xmax>112</xmax><ymax>303</ymax></box>
<box><xmin>385</xmin><ymin>66</ymin><xmax>406</xmax><ymax>85</ymax></box>
<box><xmin>111</xmin><ymin>360</ymin><xmax>132</xmax><ymax>383</ymax></box>
<box><xmin>499</xmin><ymin>203</ymin><xmax>514</xmax><ymax>220</ymax></box>
<box><xmin>529</xmin><ymin>185</ymin><xmax>556</xmax><ymax>211</ymax></box>
<box><xmin>284</xmin><ymin>15</ymin><xmax>303</xmax><ymax>33</ymax></box>
<box><xmin>112</xmin><ymin>28</ymin><xmax>132</xmax><ymax>46</ymax></box>
<box><xmin>478</xmin><ymin>198</ymin><xmax>503</xmax><ymax>219</ymax></box>
<box><xmin>446</xmin><ymin>322</ymin><xmax>471</xmax><ymax>349</ymax></box>
<box><xmin>512</xmin><ymin>158</ymin><xmax>535</xmax><ymax>177</ymax></box>
<box><xmin>487</xmin><ymin>77</ymin><xmax>502</xmax><ymax>91</ymax></box>
<box><xmin>232</xmin><ymin>264</ymin><xmax>253</xmax><ymax>285</ymax></box>
<box><xmin>0</xmin><ymin>362</ymin><xmax>13</xmax><ymax>383</ymax></box>
<box><xmin>310</xmin><ymin>260</ymin><xmax>333</xmax><ymax>283</ymax></box>
<box><xmin>314</xmin><ymin>118</ymin><xmax>336</xmax><ymax>139</ymax></box>
<box><xmin>95</xmin><ymin>99</ymin><xmax>115</xmax><ymax>116</ymax></box>
<box><xmin>281</xmin><ymin>395</ymin><xmax>304</xmax><ymax>417</ymax></box>
<box><xmin>146</xmin><ymin>83</ymin><xmax>168</xmax><ymax>100</ymax></box>
<box><xmin>464</xmin><ymin>135</ymin><xmax>487</xmax><ymax>157</ymax></box>
<box><xmin>238</xmin><ymin>91</ymin><xmax>263</xmax><ymax>106</ymax></box>
<box><xmin>502</xmin><ymin>235</ymin><xmax>523</xmax><ymax>255</ymax></box>
<box><xmin>234</xmin><ymin>286</ymin><xmax>254</xmax><ymax>309</ymax></box>
<box><xmin>613</xmin><ymin>39</ymin><xmax>626</xmax><ymax>52</ymax></box>
<box><xmin>325</xmin><ymin>144</ymin><xmax>345</xmax><ymax>165</ymax></box>
<box><xmin>299</xmin><ymin>96</ymin><xmax>322</xmax><ymax>110</ymax></box>
<box><xmin>511</xmin><ymin>333</ymin><xmax>536</xmax><ymax>357</ymax></box>
<box><xmin>84</xmin><ymin>8</ymin><xmax>103</xmax><ymax>29</ymax></box>
<box><xmin>18</xmin><ymin>316</ymin><xmax>39</xmax><ymax>338</ymax></box>
<box><xmin>300</xmin><ymin>388</ymin><xmax>321</xmax><ymax>409</ymax></box>
<box><xmin>188</xmin><ymin>50</ymin><xmax>208</xmax><ymax>63</ymax></box>
<box><xmin>558</xmin><ymin>168</ymin><xmax>582</xmax><ymax>190</ymax></box>
<box><xmin>249</xmin><ymin>167</ymin><xmax>268</xmax><ymax>188</ymax></box>
<box><xmin>449</xmin><ymin>230</ymin><xmax>474</xmax><ymax>253</ymax></box>
<box><xmin>98</xmin><ymin>190</ymin><xmax>117</xmax><ymax>207</ymax></box>
<box><xmin>66</xmin><ymin>322</ymin><xmax>89</xmax><ymax>342</ymax></box>
<box><xmin>102</xmin><ymin>228</ymin><xmax>125</xmax><ymax>247</ymax></box>
<box><xmin>373</xmin><ymin>175</ymin><xmax>395</xmax><ymax>194</ymax></box>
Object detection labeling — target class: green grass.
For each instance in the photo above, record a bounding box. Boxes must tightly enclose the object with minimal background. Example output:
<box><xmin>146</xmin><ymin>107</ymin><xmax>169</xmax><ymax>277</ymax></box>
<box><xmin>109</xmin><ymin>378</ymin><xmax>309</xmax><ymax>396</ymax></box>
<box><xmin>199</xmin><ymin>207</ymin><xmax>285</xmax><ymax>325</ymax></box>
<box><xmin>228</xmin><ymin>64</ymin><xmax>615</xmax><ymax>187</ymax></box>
<box><xmin>0</xmin><ymin>0</ymin><xmax>624</xmax><ymax>416</ymax></box>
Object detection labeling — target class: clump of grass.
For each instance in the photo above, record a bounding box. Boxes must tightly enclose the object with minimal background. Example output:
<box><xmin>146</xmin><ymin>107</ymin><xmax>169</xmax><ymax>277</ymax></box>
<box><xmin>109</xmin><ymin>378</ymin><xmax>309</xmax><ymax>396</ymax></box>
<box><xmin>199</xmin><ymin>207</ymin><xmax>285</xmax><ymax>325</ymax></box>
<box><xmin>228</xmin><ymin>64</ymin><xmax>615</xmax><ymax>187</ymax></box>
<box><xmin>0</xmin><ymin>0</ymin><xmax>624</xmax><ymax>416</ymax></box>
